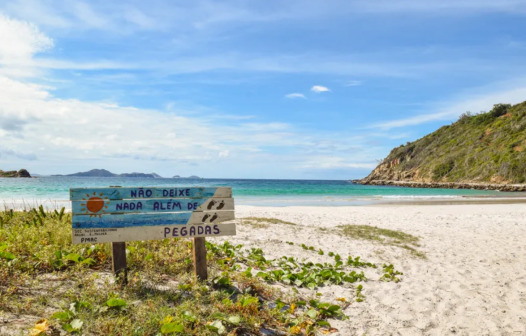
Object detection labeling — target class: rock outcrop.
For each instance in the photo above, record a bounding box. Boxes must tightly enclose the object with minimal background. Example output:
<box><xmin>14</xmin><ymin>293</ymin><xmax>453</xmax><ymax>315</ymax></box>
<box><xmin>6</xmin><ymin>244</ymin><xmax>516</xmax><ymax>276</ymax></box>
<box><xmin>0</xmin><ymin>169</ymin><xmax>32</xmax><ymax>178</ymax></box>
<box><xmin>352</xmin><ymin>179</ymin><xmax>526</xmax><ymax>192</ymax></box>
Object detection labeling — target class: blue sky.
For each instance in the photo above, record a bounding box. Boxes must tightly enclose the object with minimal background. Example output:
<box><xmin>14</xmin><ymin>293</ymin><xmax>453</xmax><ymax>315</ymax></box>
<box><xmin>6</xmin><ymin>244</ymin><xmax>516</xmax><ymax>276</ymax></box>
<box><xmin>0</xmin><ymin>0</ymin><xmax>525</xmax><ymax>179</ymax></box>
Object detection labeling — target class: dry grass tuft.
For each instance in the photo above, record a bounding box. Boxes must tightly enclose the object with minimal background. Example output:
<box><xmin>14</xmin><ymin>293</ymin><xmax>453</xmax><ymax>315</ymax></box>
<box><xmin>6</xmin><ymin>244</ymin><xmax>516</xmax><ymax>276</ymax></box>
<box><xmin>338</xmin><ymin>224</ymin><xmax>426</xmax><ymax>258</ymax></box>
<box><xmin>241</xmin><ymin>217</ymin><xmax>297</xmax><ymax>229</ymax></box>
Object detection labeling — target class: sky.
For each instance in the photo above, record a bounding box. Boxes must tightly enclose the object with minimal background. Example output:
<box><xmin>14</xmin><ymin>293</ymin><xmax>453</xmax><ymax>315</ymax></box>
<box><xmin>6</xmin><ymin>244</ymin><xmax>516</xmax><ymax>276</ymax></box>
<box><xmin>0</xmin><ymin>0</ymin><xmax>525</xmax><ymax>179</ymax></box>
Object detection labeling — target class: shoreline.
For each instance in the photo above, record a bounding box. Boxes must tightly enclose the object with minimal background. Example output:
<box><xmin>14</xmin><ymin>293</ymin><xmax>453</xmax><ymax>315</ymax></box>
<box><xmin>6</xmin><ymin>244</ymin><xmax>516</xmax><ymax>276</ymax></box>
<box><xmin>3</xmin><ymin>194</ymin><xmax>526</xmax><ymax>210</ymax></box>
<box><xmin>353</xmin><ymin>179</ymin><xmax>526</xmax><ymax>192</ymax></box>
<box><xmin>373</xmin><ymin>197</ymin><xmax>526</xmax><ymax>206</ymax></box>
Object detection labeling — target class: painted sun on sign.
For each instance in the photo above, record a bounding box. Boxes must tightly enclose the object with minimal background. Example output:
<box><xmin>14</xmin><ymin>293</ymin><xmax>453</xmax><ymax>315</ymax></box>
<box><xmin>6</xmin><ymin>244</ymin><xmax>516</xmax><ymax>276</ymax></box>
<box><xmin>80</xmin><ymin>192</ymin><xmax>110</xmax><ymax>217</ymax></box>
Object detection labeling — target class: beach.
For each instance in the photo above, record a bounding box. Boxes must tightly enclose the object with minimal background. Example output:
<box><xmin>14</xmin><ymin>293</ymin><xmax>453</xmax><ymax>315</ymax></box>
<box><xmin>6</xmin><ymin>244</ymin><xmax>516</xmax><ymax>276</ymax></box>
<box><xmin>1</xmin><ymin>198</ymin><xmax>526</xmax><ymax>335</ymax></box>
<box><xmin>216</xmin><ymin>203</ymin><xmax>526</xmax><ymax>335</ymax></box>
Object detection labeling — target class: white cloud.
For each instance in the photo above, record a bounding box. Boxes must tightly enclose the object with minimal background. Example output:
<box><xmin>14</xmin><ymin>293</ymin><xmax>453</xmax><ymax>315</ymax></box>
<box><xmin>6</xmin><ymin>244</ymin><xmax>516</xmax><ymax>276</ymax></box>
<box><xmin>0</xmin><ymin>74</ymin><xmax>386</xmax><ymax>177</ymax></box>
<box><xmin>0</xmin><ymin>10</ymin><xmax>491</xmax><ymax>79</ymax></box>
<box><xmin>349</xmin><ymin>0</ymin><xmax>526</xmax><ymax>14</ymax></box>
<box><xmin>285</xmin><ymin>93</ymin><xmax>306</xmax><ymax>99</ymax></box>
<box><xmin>70</xmin><ymin>2</ymin><xmax>108</xmax><ymax>29</ymax></box>
<box><xmin>311</xmin><ymin>85</ymin><xmax>330</xmax><ymax>93</ymax></box>
<box><xmin>0</xmin><ymin>75</ymin><xmax>299</xmax><ymax>162</ymax></box>
<box><xmin>0</xmin><ymin>12</ymin><xmax>53</xmax><ymax>77</ymax></box>
<box><xmin>369</xmin><ymin>84</ymin><xmax>526</xmax><ymax>130</ymax></box>
<box><xmin>0</xmin><ymin>10</ymin><xmax>313</xmax><ymax>169</ymax></box>
<box><xmin>0</xmin><ymin>11</ymin><xmax>436</xmax><ymax>80</ymax></box>
<box><xmin>0</xmin><ymin>8</ymin><xmax>404</xmax><ymax>178</ymax></box>
<box><xmin>4</xmin><ymin>0</ymin><xmax>526</xmax><ymax>35</ymax></box>
<box><xmin>8</xmin><ymin>53</ymin><xmax>419</xmax><ymax>78</ymax></box>
<box><xmin>302</xmin><ymin>156</ymin><xmax>376</xmax><ymax>170</ymax></box>
<box><xmin>0</xmin><ymin>147</ymin><xmax>37</xmax><ymax>161</ymax></box>
<box><xmin>344</xmin><ymin>80</ymin><xmax>362</xmax><ymax>86</ymax></box>
<box><xmin>0</xmin><ymin>9</ymin><xmax>375</xmax><ymax>174</ymax></box>
<box><xmin>0</xmin><ymin>13</ymin><xmax>53</xmax><ymax>60</ymax></box>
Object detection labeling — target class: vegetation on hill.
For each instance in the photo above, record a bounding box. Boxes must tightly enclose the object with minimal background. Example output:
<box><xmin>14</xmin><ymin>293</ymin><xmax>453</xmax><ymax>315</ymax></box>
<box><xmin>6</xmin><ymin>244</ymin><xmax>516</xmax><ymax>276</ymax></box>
<box><xmin>362</xmin><ymin>101</ymin><xmax>526</xmax><ymax>183</ymax></box>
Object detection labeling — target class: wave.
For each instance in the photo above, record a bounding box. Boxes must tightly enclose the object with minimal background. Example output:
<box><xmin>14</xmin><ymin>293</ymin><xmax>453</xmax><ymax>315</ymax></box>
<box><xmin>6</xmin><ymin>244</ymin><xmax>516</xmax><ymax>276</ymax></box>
<box><xmin>379</xmin><ymin>195</ymin><xmax>464</xmax><ymax>199</ymax></box>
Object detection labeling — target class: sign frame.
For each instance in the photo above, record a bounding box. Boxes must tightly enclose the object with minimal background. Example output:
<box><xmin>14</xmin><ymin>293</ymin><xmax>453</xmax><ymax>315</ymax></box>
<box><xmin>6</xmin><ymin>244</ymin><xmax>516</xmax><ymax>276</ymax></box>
<box><xmin>69</xmin><ymin>186</ymin><xmax>236</xmax><ymax>281</ymax></box>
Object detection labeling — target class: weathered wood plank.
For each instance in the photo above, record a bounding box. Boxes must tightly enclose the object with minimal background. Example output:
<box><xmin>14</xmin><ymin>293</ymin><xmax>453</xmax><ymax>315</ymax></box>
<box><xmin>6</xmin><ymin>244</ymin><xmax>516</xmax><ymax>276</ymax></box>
<box><xmin>72</xmin><ymin>223</ymin><xmax>236</xmax><ymax>244</ymax></box>
<box><xmin>72</xmin><ymin>210</ymin><xmax>235</xmax><ymax>229</ymax></box>
<box><xmin>70</xmin><ymin>187</ymin><xmax>231</xmax><ymax>200</ymax></box>
<box><xmin>112</xmin><ymin>242</ymin><xmax>128</xmax><ymax>284</ymax></box>
<box><xmin>193</xmin><ymin>237</ymin><xmax>208</xmax><ymax>280</ymax></box>
<box><xmin>71</xmin><ymin>197</ymin><xmax>234</xmax><ymax>215</ymax></box>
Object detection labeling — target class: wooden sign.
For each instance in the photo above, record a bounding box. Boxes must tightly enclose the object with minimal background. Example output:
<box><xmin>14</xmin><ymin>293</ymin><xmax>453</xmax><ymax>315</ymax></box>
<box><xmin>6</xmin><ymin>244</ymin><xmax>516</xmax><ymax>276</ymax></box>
<box><xmin>70</xmin><ymin>186</ymin><xmax>236</xmax><ymax>280</ymax></box>
<box><xmin>70</xmin><ymin>186</ymin><xmax>235</xmax><ymax>244</ymax></box>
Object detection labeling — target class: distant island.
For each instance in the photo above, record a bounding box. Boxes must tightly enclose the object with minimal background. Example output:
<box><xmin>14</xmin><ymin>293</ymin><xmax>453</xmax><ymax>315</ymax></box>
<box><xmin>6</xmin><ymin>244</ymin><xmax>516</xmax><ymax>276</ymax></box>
<box><xmin>51</xmin><ymin>169</ymin><xmax>202</xmax><ymax>179</ymax></box>
<box><xmin>0</xmin><ymin>169</ymin><xmax>31</xmax><ymax>178</ymax></box>
<box><xmin>54</xmin><ymin>169</ymin><xmax>162</xmax><ymax>178</ymax></box>
<box><xmin>354</xmin><ymin>101</ymin><xmax>526</xmax><ymax>191</ymax></box>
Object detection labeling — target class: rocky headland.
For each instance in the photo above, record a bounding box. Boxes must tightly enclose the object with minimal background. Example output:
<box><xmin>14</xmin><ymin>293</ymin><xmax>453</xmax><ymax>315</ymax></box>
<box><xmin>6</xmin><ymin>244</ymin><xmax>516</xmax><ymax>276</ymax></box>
<box><xmin>355</xmin><ymin>101</ymin><xmax>526</xmax><ymax>191</ymax></box>
<box><xmin>352</xmin><ymin>179</ymin><xmax>526</xmax><ymax>192</ymax></box>
<box><xmin>0</xmin><ymin>169</ymin><xmax>32</xmax><ymax>178</ymax></box>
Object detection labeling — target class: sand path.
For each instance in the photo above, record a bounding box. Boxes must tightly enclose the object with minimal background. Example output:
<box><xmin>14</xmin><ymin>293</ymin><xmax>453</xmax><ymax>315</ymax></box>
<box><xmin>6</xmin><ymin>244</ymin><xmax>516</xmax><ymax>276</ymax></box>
<box><xmin>212</xmin><ymin>204</ymin><xmax>526</xmax><ymax>336</ymax></box>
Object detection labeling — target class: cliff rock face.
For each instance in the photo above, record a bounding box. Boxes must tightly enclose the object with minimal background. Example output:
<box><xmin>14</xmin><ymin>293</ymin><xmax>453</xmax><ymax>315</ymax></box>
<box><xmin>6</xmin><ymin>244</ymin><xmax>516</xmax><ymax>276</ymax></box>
<box><xmin>362</xmin><ymin>158</ymin><xmax>419</xmax><ymax>182</ymax></box>
<box><xmin>0</xmin><ymin>169</ymin><xmax>31</xmax><ymax>178</ymax></box>
<box><xmin>360</xmin><ymin>101</ymin><xmax>526</xmax><ymax>184</ymax></box>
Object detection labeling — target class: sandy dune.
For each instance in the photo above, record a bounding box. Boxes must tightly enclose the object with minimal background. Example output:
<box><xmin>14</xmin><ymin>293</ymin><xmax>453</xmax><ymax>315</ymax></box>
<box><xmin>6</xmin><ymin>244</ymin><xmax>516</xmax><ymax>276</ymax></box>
<box><xmin>212</xmin><ymin>204</ymin><xmax>526</xmax><ymax>336</ymax></box>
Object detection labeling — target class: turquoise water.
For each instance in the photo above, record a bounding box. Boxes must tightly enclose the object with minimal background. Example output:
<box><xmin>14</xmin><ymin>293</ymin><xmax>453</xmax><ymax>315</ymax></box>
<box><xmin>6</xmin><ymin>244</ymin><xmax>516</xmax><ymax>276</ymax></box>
<box><xmin>0</xmin><ymin>177</ymin><xmax>517</xmax><ymax>207</ymax></box>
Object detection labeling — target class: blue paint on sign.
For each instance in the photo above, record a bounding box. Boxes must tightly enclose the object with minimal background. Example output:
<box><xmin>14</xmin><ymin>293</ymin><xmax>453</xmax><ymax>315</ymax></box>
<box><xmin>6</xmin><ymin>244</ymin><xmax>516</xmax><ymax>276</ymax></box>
<box><xmin>70</xmin><ymin>186</ymin><xmax>234</xmax><ymax>233</ymax></box>
<box><xmin>73</xmin><ymin>212</ymin><xmax>193</xmax><ymax>228</ymax></box>
<box><xmin>71</xmin><ymin>198</ymin><xmax>232</xmax><ymax>215</ymax></box>
<box><xmin>70</xmin><ymin>187</ymin><xmax>231</xmax><ymax>200</ymax></box>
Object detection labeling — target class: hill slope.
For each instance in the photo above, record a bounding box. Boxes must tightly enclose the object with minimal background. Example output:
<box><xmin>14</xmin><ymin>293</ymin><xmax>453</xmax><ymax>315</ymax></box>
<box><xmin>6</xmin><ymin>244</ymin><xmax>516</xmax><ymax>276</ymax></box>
<box><xmin>361</xmin><ymin>101</ymin><xmax>526</xmax><ymax>184</ymax></box>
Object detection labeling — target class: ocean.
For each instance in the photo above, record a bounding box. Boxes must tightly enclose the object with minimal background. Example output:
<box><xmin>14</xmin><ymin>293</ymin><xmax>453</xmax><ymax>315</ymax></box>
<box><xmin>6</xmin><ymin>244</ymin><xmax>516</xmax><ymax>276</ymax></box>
<box><xmin>0</xmin><ymin>177</ymin><xmax>518</xmax><ymax>208</ymax></box>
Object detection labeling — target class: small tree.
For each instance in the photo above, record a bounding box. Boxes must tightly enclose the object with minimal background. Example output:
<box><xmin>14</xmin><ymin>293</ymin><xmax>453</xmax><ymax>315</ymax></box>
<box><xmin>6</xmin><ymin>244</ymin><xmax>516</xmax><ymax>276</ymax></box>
<box><xmin>490</xmin><ymin>104</ymin><xmax>511</xmax><ymax>118</ymax></box>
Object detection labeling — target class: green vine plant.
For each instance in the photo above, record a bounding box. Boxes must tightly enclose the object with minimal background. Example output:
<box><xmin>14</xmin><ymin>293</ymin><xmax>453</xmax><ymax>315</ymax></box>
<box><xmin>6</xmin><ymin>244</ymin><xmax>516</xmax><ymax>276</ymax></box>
<box><xmin>206</xmin><ymin>241</ymin><xmax>403</xmax><ymax>300</ymax></box>
<box><xmin>1</xmin><ymin>210</ymin><xmax>405</xmax><ymax>336</ymax></box>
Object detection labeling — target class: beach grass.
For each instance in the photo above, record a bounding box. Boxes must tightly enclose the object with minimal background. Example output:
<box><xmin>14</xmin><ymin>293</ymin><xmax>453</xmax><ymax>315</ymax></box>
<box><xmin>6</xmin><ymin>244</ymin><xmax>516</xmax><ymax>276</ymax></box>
<box><xmin>0</xmin><ymin>208</ymin><xmax>380</xmax><ymax>335</ymax></box>
<box><xmin>3</xmin><ymin>208</ymin><xmax>398</xmax><ymax>335</ymax></box>
<box><xmin>241</xmin><ymin>217</ymin><xmax>297</xmax><ymax>229</ymax></box>
<box><xmin>338</xmin><ymin>225</ymin><xmax>425</xmax><ymax>258</ymax></box>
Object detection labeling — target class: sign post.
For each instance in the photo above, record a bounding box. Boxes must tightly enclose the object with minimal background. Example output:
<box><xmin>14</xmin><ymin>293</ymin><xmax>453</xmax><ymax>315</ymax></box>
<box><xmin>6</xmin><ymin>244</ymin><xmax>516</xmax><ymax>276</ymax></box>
<box><xmin>70</xmin><ymin>186</ymin><xmax>235</xmax><ymax>281</ymax></box>
<box><xmin>112</xmin><ymin>242</ymin><xmax>127</xmax><ymax>284</ymax></box>
<box><xmin>193</xmin><ymin>237</ymin><xmax>208</xmax><ymax>280</ymax></box>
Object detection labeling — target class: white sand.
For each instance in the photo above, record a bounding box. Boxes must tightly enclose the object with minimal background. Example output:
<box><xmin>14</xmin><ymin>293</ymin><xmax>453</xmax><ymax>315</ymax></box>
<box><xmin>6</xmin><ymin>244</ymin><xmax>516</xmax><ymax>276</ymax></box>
<box><xmin>212</xmin><ymin>204</ymin><xmax>526</xmax><ymax>336</ymax></box>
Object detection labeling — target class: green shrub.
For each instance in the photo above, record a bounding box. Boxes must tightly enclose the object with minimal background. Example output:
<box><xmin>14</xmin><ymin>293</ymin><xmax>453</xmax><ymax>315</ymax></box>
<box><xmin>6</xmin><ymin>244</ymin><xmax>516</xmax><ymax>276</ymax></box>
<box><xmin>433</xmin><ymin>160</ymin><xmax>455</xmax><ymax>180</ymax></box>
<box><xmin>490</xmin><ymin>103</ymin><xmax>511</xmax><ymax>118</ymax></box>
<box><xmin>458</xmin><ymin>111</ymin><xmax>473</xmax><ymax>123</ymax></box>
